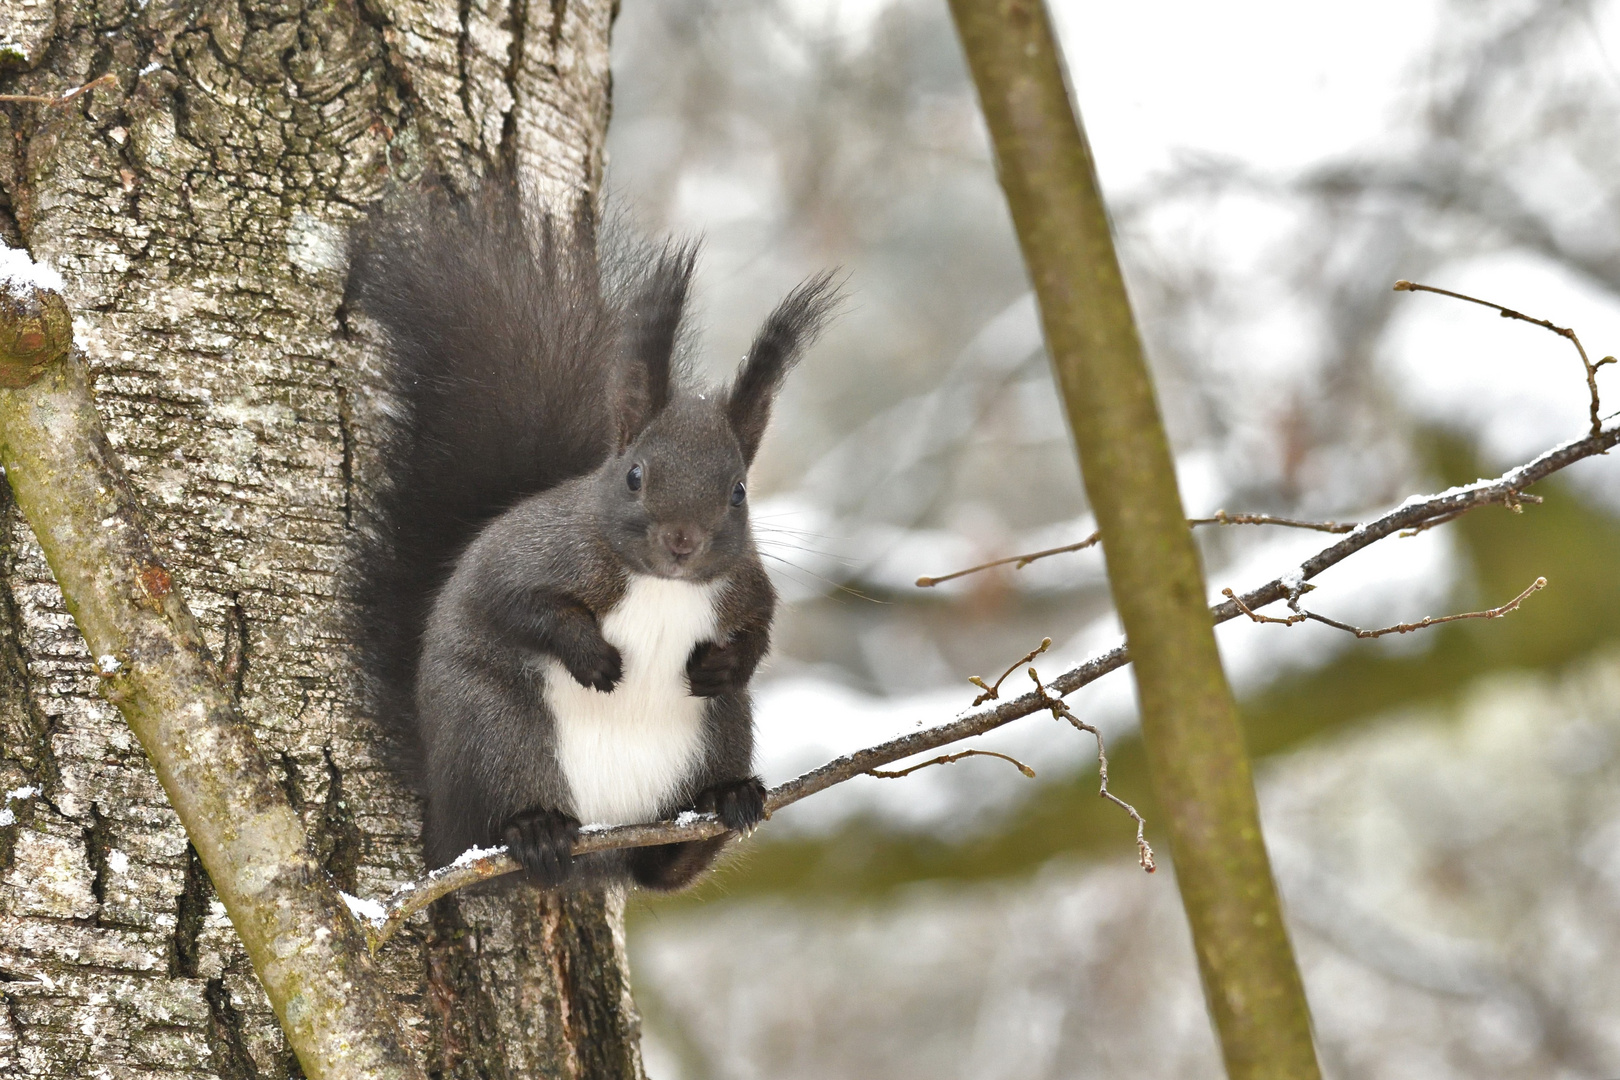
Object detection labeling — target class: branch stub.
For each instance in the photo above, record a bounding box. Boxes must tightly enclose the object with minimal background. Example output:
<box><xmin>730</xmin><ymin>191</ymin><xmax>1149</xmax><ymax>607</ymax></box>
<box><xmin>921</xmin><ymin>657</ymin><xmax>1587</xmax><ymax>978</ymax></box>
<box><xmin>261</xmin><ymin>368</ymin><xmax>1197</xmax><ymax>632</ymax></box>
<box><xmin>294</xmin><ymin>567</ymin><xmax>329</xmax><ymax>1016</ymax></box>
<box><xmin>0</xmin><ymin>286</ymin><xmax>72</xmax><ymax>388</ymax></box>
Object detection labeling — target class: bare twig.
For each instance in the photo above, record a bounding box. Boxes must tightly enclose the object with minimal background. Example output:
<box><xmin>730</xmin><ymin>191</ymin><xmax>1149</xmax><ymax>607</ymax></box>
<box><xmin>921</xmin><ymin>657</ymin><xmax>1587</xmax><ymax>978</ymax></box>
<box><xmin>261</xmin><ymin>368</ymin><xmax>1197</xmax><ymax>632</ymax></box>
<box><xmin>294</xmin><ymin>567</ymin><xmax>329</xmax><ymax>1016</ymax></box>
<box><xmin>1395</xmin><ymin>279</ymin><xmax>1616</xmax><ymax>436</ymax></box>
<box><xmin>916</xmin><ymin>534</ymin><xmax>1100</xmax><ymax>586</ymax></box>
<box><xmin>968</xmin><ymin>637</ymin><xmax>1051</xmax><ymax>705</ymax></box>
<box><xmin>0</xmin><ymin>72</ymin><xmax>117</xmax><ymax>107</ymax></box>
<box><xmin>1222</xmin><ymin>576</ymin><xmax>1546</xmax><ymax>639</ymax></box>
<box><xmin>362</xmin><ymin>420</ymin><xmax>1620</xmax><ymax>946</ymax></box>
<box><xmin>868</xmin><ymin>748</ymin><xmax>1036</xmax><ymax>780</ymax></box>
<box><xmin>1199</xmin><ymin>510</ymin><xmax>1357</xmax><ymax>533</ymax></box>
<box><xmin>916</xmin><ymin>511</ymin><xmax>1357</xmax><ymax>588</ymax></box>
<box><xmin>1029</xmin><ymin>668</ymin><xmax>1154</xmax><ymax>873</ymax></box>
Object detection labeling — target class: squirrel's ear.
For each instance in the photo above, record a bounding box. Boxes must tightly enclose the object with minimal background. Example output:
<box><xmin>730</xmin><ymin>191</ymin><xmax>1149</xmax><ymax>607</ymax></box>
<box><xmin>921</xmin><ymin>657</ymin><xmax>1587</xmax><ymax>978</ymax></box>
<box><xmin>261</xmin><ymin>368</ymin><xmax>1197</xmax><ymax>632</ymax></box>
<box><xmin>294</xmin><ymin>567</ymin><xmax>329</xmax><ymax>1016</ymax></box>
<box><xmin>727</xmin><ymin>272</ymin><xmax>841</xmax><ymax>464</ymax></box>
<box><xmin>613</xmin><ymin>243</ymin><xmax>697</xmax><ymax>450</ymax></box>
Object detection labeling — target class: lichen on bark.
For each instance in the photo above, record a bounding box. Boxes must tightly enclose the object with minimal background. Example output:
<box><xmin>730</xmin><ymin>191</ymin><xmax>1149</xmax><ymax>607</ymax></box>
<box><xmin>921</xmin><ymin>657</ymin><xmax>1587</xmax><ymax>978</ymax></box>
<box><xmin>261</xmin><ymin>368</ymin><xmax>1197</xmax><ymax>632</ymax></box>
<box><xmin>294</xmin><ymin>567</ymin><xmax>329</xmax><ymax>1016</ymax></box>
<box><xmin>0</xmin><ymin>0</ymin><xmax>638</xmax><ymax>1074</ymax></box>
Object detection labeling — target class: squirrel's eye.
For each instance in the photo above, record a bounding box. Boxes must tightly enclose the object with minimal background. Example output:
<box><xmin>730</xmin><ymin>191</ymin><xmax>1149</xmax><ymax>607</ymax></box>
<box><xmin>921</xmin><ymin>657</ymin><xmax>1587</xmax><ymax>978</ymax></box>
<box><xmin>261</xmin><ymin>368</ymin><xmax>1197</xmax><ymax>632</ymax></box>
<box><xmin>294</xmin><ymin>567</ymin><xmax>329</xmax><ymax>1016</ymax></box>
<box><xmin>730</xmin><ymin>481</ymin><xmax>746</xmax><ymax>506</ymax></box>
<box><xmin>627</xmin><ymin>464</ymin><xmax>643</xmax><ymax>492</ymax></box>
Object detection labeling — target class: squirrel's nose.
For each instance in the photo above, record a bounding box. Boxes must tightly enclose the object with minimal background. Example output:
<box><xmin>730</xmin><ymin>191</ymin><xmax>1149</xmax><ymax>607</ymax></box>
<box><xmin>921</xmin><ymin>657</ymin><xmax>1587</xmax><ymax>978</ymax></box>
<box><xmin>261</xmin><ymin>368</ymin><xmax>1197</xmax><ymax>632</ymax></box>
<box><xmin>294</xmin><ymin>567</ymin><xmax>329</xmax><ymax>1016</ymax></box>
<box><xmin>657</xmin><ymin>524</ymin><xmax>702</xmax><ymax>559</ymax></box>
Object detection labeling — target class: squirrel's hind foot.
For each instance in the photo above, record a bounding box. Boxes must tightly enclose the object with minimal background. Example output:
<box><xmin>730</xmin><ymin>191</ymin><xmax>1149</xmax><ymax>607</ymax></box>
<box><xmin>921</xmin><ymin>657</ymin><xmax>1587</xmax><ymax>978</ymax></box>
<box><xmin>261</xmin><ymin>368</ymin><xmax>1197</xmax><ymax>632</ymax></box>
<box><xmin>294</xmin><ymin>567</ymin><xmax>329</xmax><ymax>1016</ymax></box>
<box><xmin>697</xmin><ymin>776</ymin><xmax>767</xmax><ymax>833</ymax></box>
<box><xmin>502</xmin><ymin>807</ymin><xmax>582</xmax><ymax>887</ymax></box>
<box><xmin>626</xmin><ymin>777</ymin><xmax>768</xmax><ymax>891</ymax></box>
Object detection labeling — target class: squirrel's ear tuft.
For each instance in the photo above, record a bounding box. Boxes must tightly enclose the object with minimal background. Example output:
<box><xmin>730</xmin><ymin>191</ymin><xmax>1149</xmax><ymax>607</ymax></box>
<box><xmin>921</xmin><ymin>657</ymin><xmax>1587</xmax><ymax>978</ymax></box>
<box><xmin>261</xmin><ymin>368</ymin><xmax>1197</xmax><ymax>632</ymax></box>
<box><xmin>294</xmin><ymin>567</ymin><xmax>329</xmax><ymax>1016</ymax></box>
<box><xmin>613</xmin><ymin>243</ymin><xmax>697</xmax><ymax>451</ymax></box>
<box><xmin>727</xmin><ymin>271</ymin><xmax>841</xmax><ymax>464</ymax></box>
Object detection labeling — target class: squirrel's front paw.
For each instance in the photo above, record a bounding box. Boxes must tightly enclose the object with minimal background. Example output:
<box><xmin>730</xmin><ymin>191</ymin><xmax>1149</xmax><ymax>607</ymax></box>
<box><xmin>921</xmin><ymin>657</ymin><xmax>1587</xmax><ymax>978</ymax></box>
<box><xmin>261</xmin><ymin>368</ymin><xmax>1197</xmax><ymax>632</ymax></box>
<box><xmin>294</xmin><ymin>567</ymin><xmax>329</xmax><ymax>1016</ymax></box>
<box><xmin>562</xmin><ymin>640</ymin><xmax>622</xmax><ymax>692</ymax></box>
<box><xmin>695</xmin><ymin>777</ymin><xmax>768</xmax><ymax>833</ymax></box>
<box><xmin>686</xmin><ymin>640</ymin><xmax>742</xmax><ymax>697</ymax></box>
<box><xmin>502</xmin><ymin>807</ymin><xmax>581</xmax><ymax>887</ymax></box>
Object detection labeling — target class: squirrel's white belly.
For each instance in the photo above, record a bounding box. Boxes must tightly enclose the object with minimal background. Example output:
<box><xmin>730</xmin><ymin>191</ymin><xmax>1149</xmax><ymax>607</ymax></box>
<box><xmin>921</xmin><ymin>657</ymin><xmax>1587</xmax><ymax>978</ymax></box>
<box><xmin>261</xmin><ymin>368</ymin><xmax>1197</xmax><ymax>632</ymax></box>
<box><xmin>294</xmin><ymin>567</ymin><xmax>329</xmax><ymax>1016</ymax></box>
<box><xmin>545</xmin><ymin>574</ymin><xmax>722</xmax><ymax>825</ymax></box>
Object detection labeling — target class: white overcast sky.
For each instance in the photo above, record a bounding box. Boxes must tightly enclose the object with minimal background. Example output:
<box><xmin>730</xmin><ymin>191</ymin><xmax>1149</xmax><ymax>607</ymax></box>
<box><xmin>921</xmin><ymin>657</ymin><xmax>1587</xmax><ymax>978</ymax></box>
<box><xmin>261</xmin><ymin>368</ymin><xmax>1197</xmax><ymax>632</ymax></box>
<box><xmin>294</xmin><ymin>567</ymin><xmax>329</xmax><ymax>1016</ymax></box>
<box><xmin>1052</xmin><ymin>0</ymin><xmax>1444</xmax><ymax>186</ymax></box>
<box><xmin>1049</xmin><ymin>0</ymin><xmax>1620</xmax><ymax>470</ymax></box>
<box><xmin>806</xmin><ymin>0</ymin><xmax>1447</xmax><ymax>183</ymax></box>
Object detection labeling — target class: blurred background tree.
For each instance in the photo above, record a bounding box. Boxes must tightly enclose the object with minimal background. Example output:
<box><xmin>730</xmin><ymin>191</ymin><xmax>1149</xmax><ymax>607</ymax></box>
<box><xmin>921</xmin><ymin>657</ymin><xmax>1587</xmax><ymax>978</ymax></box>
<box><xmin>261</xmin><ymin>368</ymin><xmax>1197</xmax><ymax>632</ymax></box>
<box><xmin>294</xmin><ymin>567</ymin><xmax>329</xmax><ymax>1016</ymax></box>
<box><xmin>607</xmin><ymin>0</ymin><xmax>1620</xmax><ymax>1076</ymax></box>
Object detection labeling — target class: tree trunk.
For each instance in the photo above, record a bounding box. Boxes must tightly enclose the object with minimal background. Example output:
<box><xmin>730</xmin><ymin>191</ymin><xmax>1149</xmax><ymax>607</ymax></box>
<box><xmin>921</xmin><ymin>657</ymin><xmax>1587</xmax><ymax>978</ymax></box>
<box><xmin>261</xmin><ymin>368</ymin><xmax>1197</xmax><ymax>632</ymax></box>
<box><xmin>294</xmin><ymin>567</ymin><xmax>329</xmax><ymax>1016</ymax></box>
<box><xmin>0</xmin><ymin>0</ymin><xmax>644</xmax><ymax>1076</ymax></box>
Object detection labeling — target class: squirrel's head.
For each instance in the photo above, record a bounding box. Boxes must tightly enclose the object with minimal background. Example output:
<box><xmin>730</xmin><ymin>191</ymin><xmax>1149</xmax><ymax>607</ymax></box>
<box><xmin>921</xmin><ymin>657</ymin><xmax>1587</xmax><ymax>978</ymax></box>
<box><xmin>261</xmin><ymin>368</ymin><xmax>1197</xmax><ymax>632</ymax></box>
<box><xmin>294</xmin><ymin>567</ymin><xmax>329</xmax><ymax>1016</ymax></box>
<box><xmin>594</xmin><ymin>253</ymin><xmax>840</xmax><ymax>581</ymax></box>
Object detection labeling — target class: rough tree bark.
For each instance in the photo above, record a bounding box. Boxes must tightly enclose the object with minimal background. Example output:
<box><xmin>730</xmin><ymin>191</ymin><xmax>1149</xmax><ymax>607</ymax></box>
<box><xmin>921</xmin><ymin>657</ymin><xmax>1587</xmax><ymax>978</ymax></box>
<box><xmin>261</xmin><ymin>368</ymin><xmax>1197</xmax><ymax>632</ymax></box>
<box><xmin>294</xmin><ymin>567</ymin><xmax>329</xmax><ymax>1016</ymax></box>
<box><xmin>0</xmin><ymin>0</ymin><xmax>644</xmax><ymax>1077</ymax></box>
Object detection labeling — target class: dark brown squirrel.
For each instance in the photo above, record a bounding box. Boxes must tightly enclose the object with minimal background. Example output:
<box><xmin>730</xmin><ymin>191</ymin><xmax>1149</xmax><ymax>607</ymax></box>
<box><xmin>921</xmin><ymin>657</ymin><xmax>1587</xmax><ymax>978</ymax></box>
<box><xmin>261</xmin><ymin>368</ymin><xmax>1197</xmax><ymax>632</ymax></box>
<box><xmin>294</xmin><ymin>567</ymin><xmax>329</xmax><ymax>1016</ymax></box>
<box><xmin>344</xmin><ymin>180</ymin><xmax>838</xmax><ymax>889</ymax></box>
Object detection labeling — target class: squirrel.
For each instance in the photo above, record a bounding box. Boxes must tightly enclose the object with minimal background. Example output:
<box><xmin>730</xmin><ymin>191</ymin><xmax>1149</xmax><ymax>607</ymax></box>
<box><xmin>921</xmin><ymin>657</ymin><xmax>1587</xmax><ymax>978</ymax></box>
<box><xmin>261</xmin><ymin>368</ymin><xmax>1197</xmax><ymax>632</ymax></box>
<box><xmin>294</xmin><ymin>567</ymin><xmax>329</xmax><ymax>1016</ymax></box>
<box><xmin>344</xmin><ymin>180</ymin><xmax>838</xmax><ymax>890</ymax></box>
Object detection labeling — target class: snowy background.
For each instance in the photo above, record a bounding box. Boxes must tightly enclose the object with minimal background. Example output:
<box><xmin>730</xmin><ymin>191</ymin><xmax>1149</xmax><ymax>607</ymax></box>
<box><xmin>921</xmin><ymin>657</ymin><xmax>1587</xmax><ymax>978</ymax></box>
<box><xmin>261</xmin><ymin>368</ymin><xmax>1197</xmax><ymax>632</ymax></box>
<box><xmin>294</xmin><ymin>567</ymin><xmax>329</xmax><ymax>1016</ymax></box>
<box><xmin>603</xmin><ymin>1</ymin><xmax>1620</xmax><ymax>1076</ymax></box>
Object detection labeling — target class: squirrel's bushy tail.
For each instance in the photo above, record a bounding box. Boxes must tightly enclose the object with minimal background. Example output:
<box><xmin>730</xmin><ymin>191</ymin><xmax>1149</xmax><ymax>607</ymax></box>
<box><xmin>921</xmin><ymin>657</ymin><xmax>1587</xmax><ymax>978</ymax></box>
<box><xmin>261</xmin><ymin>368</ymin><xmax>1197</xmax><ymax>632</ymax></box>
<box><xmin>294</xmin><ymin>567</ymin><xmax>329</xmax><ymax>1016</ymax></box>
<box><xmin>344</xmin><ymin>181</ymin><xmax>630</xmax><ymax>777</ymax></box>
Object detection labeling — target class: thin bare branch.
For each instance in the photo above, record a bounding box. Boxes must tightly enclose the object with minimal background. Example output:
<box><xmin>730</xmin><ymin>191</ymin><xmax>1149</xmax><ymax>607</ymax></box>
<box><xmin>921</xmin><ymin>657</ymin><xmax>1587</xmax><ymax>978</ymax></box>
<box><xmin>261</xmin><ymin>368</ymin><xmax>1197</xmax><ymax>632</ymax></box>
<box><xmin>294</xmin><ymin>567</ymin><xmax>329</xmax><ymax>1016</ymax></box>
<box><xmin>968</xmin><ymin>637</ymin><xmax>1051</xmax><ymax>705</ymax></box>
<box><xmin>1029</xmin><ymin>668</ymin><xmax>1154</xmax><ymax>873</ymax></box>
<box><xmin>1395</xmin><ymin>279</ymin><xmax>1614</xmax><ymax>436</ymax></box>
<box><xmin>916</xmin><ymin>534</ymin><xmax>1100</xmax><ymax>586</ymax></box>
<box><xmin>868</xmin><ymin>748</ymin><xmax>1036</xmax><ymax>780</ymax></box>
<box><xmin>916</xmin><ymin>511</ymin><xmax>1357</xmax><ymax>588</ymax></box>
<box><xmin>0</xmin><ymin>72</ymin><xmax>117</xmax><ymax>106</ymax></box>
<box><xmin>1198</xmin><ymin>510</ymin><xmax>1358</xmax><ymax>533</ymax></box>
<box><xmin>1222</xmin><ymin>576</ymin><xmax>1546</xmax><ymax>639</ymax></box>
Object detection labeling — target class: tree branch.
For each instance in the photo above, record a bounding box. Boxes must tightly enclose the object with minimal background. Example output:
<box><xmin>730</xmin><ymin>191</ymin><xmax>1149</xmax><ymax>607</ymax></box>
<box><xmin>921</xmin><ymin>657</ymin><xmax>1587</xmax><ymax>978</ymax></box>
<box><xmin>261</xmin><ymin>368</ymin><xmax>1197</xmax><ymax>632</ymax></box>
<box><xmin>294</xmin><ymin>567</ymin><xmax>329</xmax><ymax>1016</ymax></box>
<box><xmin>1029</xmin><ymin>669</ymin><xmax>1154</xmax><ymax>873</ymax></box>
<box><xmin>357</xmin><ymin>410</ymin><xmax>1620</xmax><ymax>946</ymax></box>
<box><xmin>968</xmin><ymin>636</ymin><xmax>1050</xmax><ymax>705</ymax></box>
<box><xmin>919</xmin><ymin>277</ymin><xmax>1603</xmax><ymax>594</ymax></box>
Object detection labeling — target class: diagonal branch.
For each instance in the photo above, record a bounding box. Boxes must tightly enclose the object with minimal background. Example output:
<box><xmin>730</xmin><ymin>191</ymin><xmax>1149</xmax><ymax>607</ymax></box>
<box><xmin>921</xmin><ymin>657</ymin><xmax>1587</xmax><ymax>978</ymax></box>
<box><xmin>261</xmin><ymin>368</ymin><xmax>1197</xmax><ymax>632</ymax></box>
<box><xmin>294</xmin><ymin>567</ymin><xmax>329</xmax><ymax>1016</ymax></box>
<box><xmin>359</xmin><ymin>414</ymin><xmax>1620</xmax><ymax>947</ymax></box>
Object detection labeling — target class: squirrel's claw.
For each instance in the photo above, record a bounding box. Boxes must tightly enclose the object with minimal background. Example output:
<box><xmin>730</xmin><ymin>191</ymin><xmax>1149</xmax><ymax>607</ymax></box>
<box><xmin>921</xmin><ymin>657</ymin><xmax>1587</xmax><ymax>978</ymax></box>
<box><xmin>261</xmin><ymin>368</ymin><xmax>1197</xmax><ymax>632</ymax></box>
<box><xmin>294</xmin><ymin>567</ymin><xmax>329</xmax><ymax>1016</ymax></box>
<box><xmin>564</xmin><ymin>641</ymin><xmax>622</xmax><ymax>693</ymax></box>
<box><xmin>502</xmin><ymin>807</ymin><xmax>581</xmax><ymax>887</ymax></box>
<box><xmin>696</xmin><ymin>776</ymin><xmax>767</xmax><ymax>833</ymax></box>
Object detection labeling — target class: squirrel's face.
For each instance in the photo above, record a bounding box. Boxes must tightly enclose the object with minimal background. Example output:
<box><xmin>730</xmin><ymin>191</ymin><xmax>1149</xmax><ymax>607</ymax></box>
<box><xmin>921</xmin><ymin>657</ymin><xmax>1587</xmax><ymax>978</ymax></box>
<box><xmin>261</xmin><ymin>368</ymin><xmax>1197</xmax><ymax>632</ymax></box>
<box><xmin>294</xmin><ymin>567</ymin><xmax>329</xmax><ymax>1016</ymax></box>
<box><xmin>595</xmin><ymin>396</ymin><xmax>752</xmax><ymax>581</ymax></box>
